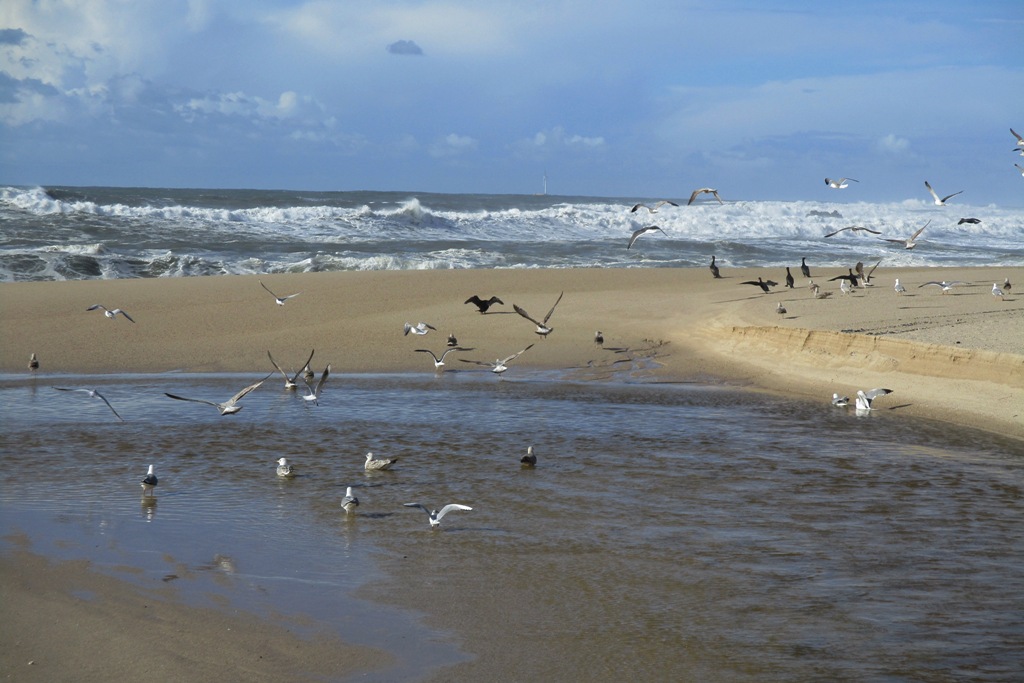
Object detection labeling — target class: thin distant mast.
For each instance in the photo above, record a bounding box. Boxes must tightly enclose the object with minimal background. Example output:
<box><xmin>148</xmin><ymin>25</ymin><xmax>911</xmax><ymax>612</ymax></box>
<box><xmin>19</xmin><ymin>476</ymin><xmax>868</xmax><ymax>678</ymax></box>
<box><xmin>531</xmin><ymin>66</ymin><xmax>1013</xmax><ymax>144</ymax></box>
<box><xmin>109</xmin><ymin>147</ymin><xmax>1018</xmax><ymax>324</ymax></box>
<box><xmin>541</xmin><ymin>171</ymin><xmax>548</xmax><ymax>196</ymax></box>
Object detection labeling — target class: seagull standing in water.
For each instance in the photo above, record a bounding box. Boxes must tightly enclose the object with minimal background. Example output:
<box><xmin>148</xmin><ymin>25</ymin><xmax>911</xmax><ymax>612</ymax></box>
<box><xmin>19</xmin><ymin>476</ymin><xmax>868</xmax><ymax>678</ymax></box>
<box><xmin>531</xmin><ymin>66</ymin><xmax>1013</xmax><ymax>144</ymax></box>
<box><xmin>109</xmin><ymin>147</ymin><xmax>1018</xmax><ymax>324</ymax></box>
<box><xmin>627</xmin><ymin>225</ymin><xmax>666</xmax><ymax>249</ymax></box>
<box><xmin>513</xmin><ymin>292</ymin><xmax>563</xmax><ymax>338</ymax></box>
<box><xmin>141</xmin><ymin>465</ymin><xmax>158</xmax><ymax>496</ymax></box>
<box><xmin>276</xmin><ymin>457</ymin><xmax>295</xmax><ymax>478</ymax></box>
<box><xmin>259</xmin><ymin>280</ymin><xmax>301</xmax><ymax>305</ymax></box>
<box><xmin>403</xmin><ymin>502</ymin><xmax>473</xmax><ymax>528</ymax></box>
<box><xmin>687</xmin><ymin>188</ymin><xmax>723</xmax><ymax>205</ymax></box>
<box><xmin>52</xmin><ymin>386</ymin><xmax>124</xmax><ymax>421</ymax></box>
<box><xmin>164</xmin><ymin>375</ymin><xmax>270</xmax><ymax>415</ymax></box>
<box><xmin>521</xmin><ymin>446</ymin><xmax>537</xmax><ymax>467</ymax></box>
<box><xmin>415</xmin><ymin>347</ymin><xmax>473</xmax><ymax>370</ymax></box>
<box><xmin>365</xmin><ymin>452</ymin><xmax>398</xmax><ymax>471</ymax></box>
<box><xmin>87</xmin><ymin>304</ymin><xmax>135</xmax><ymax>322</ymax></box>
<box><xmin>825</xmin><ymin>177</ymin><xmax>859</xmax><ymax>189</ymax></box>
<box><xmin>460</xmin><ymin>344</ymin><xmax>535</xmax><ymax>375</ymax></box>
<box><xmin>855</xmin><ymin>388</ymin><xmax>893</xmax><ymax>411</ymax></box>
<box><xmin>268</xmin><ymin>349</ymin><xmax>315</xmax><ymax>390</ymax></box>
<box><xmin>341</xmin><ymin>487</ymin><xmax>359</xmax><ymax>514</ymax></box>
<box><xmin>302</xmin><ymin>365</ymin><xmax>331</xmax><ymax>405</ymax></box>
<box><xmin>924</xmin><ymin>181</ymin><xmax>963</xmax><ymax>206</ymax></box>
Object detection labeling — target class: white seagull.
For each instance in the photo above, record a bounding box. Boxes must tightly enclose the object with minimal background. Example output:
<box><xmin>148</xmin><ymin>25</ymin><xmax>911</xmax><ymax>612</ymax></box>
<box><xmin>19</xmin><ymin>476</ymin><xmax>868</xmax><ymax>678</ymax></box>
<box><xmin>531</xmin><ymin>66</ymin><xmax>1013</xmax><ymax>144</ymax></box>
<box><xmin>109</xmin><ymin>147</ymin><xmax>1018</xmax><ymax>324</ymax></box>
<box><xmin>268</xmin><ymin>349</ymin><xmax>315</xmax><ymax>390</ymax></box>
<box><xmin>855</xmin><ymin>388</ymin><xmax>893</xmax><ymax>411</ymax></box>
<box><xmin>776</xmin><ymin>302</ymin><xmax>787</xmax><ymax>315</ymax></box>
<box><xmin>1016</xmin><ymin>163</ymin><xmax>1024</xmax><ymax>177</ymax></box>
<box><xmin>341</xmin><ymin>487</ymin><xmax>359</xmax><ymax>514</ymax></box>
<box><xmin>919</xmin><ymin>280</ymin><xmax>967</xmax><ymax>294</ymax></box>
<box><xmin>52</xmin><ymin>386</ymin><xmax>124</xmax><ymax>421</ymax></box>
<box><xmin>276</xmin><ymin>457</ymin><xmax>295</xmax><ymax>478</ymax></box>
<box><xmin>302</xmin><ymin>364</ymin><xmax>330</xmax><ymax>405</ymax></box>
<box><xmin>141</xmin><ymin>464</ymin><xmax>158</xmax><ymax>496</ymax></box>
<box><xmin>259</xmin><ymin>279</ymin><xmax>301</xmax><ymax>305</ymax></box>
<box><xmin>627</xmin><ymin>225</ymin><xmax>666</xmax><ymax>249</ymax></box>
<box><xmin>513</xmin><ymin>291</ymin><xmax>563</xmax><ymax>337</ymax></box>
<box><xmin>403</xmin><ymin>502</ymin><xmax>473</xmax><ymax>528</ymax></box>
<box><xmin>879</xmin><ymin>220</ymin><xmax>930</xmax><ymax>249</ymax></box>
<box><xmin>825</xmin><ymin>177</ymin><xmax>859</xmax><ymax>189</ymax></box>
<box><xmin>831</xmin><ymin>393</ymin><xmax>850</xmax><ymax>407</ymax></box>
<box><xmin>1012</xmin><ymin>127</ymin><xmax>1024</xmax><ymax>152</ymax></box>
<box><xmin>87</xmin><ymin>304</ymin><xmax>135</xmax><ymax>322</ymax></box>
<box><xmin>364</xmin><ymin>452</ymin><xmax>398</xmax><ymax>471</ymax></box>
<box><xmin>894</xmin><ymin>278</ymin><xmax>906</xmax><ymax>294</ymax></box>
<box><xmin>28</xmin><ymin>352</ymin><xmax>39</xmax><ymax>370</ymax></box>
<box><xmin>164</xmin><ymin>375</ymin><xmax>270</xmax><ymax>415</ymax></box>
<box><xmin>687</xmin><ymin>187</ymin><xmax>723</xmax><ymax>205</ymax></box>
<box><xmin>460</xmin><ymin>343</ymin><xmax>535</xmax><ymax>375</ymax></box>
<box><xmin>404</xmin><ymin>321</ymin><xmax>437</xmax><ymax>336</ymax></box>
<box><xmin>630</xmin><ymin>200</ymin><xmax>678</xmax><ymax>214</ymax></box>
<box><xmin>924</xmin><ymin>180</ymin><xmax>963</xmax><ymax>206</ymax></box>
<box><xmin>415</xmin><ymin>347</ymin><xmax>473</xmax><ymax>370</ymax></box>
<box><xmin>992</xmin><ymin>282</ymin><xmax>1005</xmax><ymax>299</ymax></box>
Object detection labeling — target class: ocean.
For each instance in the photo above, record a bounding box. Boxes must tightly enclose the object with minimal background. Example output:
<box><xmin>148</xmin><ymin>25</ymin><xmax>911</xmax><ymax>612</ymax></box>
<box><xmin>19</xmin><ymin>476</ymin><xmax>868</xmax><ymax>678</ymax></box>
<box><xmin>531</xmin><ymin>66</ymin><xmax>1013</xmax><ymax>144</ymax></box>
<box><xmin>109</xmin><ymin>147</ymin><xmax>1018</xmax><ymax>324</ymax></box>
<box><xmin>2</xmin><ymin>184</ymin><xmax>1023</xmax><ymax>680</ymax></box>
<box><xmin>2</xmin><ymin>185</ymin><xmax>1023</xmax><ymax>281</ymax></box>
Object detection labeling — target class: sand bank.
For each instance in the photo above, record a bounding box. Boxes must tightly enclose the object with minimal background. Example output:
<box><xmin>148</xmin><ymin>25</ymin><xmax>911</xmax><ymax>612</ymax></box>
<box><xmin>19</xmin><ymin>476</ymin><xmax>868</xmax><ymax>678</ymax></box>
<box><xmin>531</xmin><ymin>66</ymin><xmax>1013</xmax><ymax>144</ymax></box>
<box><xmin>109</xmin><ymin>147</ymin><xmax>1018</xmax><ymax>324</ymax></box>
<box><xmin>1</xmin><ymin>266</ymin><xmax>1021</xmax><ymax>438</ymax></box>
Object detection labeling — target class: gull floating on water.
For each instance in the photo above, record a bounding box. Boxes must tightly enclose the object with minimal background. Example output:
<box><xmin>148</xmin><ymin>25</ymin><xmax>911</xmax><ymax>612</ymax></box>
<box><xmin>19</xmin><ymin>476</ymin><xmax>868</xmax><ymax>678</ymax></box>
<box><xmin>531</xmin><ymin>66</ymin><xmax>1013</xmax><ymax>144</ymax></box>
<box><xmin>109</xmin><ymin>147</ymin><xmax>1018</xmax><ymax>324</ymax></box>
<box><xmin>464</xmin><ymin>295</ymin><xmax>504</xmax><ymax>313</ymax></box>
<box><xmin>460</xmin><ymin>343</ymin><xmax>535</xmax><ymax>374</ymax></box>
<box><xmin>879</xmin><ymin>220</ymin><xmax>930</xmax><ymax>250</ymax></box>
<box><xmin>709</xmin><ymin>255</ymin><xmax>721</xmax><ymax>279</ymax></box>
<box><xmin>341</xmin><ymin>487</ymin><xmax>359</xmax><ymax>514</ymax></box>
<box><xmin>919</xmin><ymin>280</ymin><xmax>967</xmax><ymax>294</ymax></box>
<box><xmin>825</xmin><ymin>177</ymin><xmax>859</xmax><ymax>189</ymax></box>
<box><xmin>404</xmin><ymin>321</ymin><xmax>437</xmax><ymax>336</ymax></box>
<box><xmin>823</xmin><ymin>225</ymin><xmax>881</xmax><ymax>239</ymax></box>
<box><xmin>521</xmin><ymin>445</ymin><xmax>537</xmax><ymax>467</ymax></box>
<box><xmin>302</xmin><ymin>364</ymin><xmax>330</xmax><ymax>405</ymax></box>
<box><xmin>627</xmin><ymin>225</ymin><xmax>665</xmax><ymax>249</ymax></box>
<box><xmin>365</xmin><ymin>452</ymin><xmax>398</xmax><ymax>471</ymax></box>
<box><xmin>688</xmin><ymin>188</ymin><xmax>723</xmax><ymax>205</ymax></box>
<box><xmin>403</xmin><ymin>502</ymin><xmax>473</xmax><ymax>528</ymax></box>
<box><xmin>268</xmin><ymin>349</ymin><xmax>315</xmax><ymax>390</ymax></box>
<box><xmin>259</xmin><ymin>279</ymin><xmax>301</xmax><ymax>305</ymax></box>
<box><xmin>276</xmin><ymin>457</ymin><xmax>295</xmax><ymax>478</ymax></box>
<box><xmin>416</xmin><ymin>347</ymin><xmax>473</xmax><ymax>369</ymax></box>
<box><xmin>855</xmin><ymin>388</ymin><xmax>893</xmax><ymax>411</ymax></box>
<box><xmin>630</xmin><ymin>200</ymin><xmax>678</xmax><ymax>214</ymax></box>
<box><xmin>924</xmin><ymin>180</ymin><xmax>963</xmax><ymax>206</ymax></box>
<box><xmin>164</xmin><ymin>375</ymin><xmax>270</xmax><ymax>415</ymax></box>
<box><xmin>87</xmin><ymin>304</ymin><xmax>135</xmax><ymax>322</ymax></box>
<box><xmin>141</xmin><ymin>464</ymin><xmax>158</xmax><ymax>496</ymax></box>
<box><xmin>28</xmin><ymin>353</ymin><xmax>38</xmax><ymax>370</ymax></box>
<box><xmin>831</xmin><ymin>393</ymin><xmax>850</xmax><ymax>407</ymax></box>
<box><xmin>894</xmin><ymin>278</ymin><xmax>906</xmax><ymax>294</ymax></box>
<box><xmin>52</xmin><ymin>386</ymin><xmax>124</xmax><ymax>421</ymax></box>
<box><xmin>513</xmin><ymin>292</ymin><xmax>563</xmax><ymax>337</ymax></box>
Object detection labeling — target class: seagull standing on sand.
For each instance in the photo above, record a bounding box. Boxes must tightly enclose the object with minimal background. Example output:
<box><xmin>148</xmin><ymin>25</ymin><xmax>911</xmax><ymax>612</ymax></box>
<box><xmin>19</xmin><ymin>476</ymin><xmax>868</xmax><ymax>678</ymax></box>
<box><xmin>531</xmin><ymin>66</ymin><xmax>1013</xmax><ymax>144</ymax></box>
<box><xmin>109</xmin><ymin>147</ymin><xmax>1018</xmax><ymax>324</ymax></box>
<box><xmin>513</xmin><ymin>292</ymin><xmax>563</xmax><ymax>338</ymax></box>
<box><xmin>840</xmin><ymin>278</ymin><xmax>852</xmax><ymax>295</ymax></box>
<box><xmin>894</xmin><ymin>279</ymin><xmax>906</xmax><ymax>294</ymax></box>
<box><xmin>924</xmin><ymin>181</ymin><xmax>963</xmax><ymax>206</ymax></box>
<box><xmin>688</xmin><ymin>188</ymin><xmax>723</xmax><ymax>205</ymax></box>
<box><xmin>341</xmin><ymin>487</ymin><xmax>359</xmax><ymax>514</ymax></box>
<box><xmin>403</xmin><ymin>502</ymin><xmax>473</xmax><ymax>528</ymax></box>
<box><xmin>627</xmin><ymin>225</ymin><xmax>666</xmax><ymax>249</ymax></box>
<box><xmin>302</xmin><ymin>365</ymin><xmax>330</xmax><ymax>405</ymax></box>
<box><xmin>1002</xmin><ymin>277</ymin><xmax>1012</xmax><ymax>292</ymax></box>
<box><xmin>919</xmin><ymin>281</ymin><xmax>967</xmax><ymax>294</ymax></box>
<box><xmin>464</xmin><ymin>295</ymin><xmax>504</xmax><ymax>313</ymax></box>
<box><xmin>594</xmin><ymin>331</ymin><xmax>604</xmax><ymax>345</ymax></box>
<box><xmin>800</xmin><ymin>257</ymin><xmax>811</xmax><ymax>279</ymax></box>
<box><xmin>415</xmin><ymin>347</ymin><xmax>473</xmax><ymax>370</ymax></box>
<box><xmin>87</xmin><ymin>304</ymin><xmax>135</xmax><ymax>322</ymax></box>
<box><xmin>28</xmin><ymin>353</ymin><xmax>39</xmax><ymax>370</ymax></box>
<box><xmin>992</xmin><ymin>283</ymin><xmax>1005</xmax><ymax>299</ymax></box>
<box><xmin>461</xmin><ymin>344</ymin><xmax>535</xmax><ymax>375</ymax></box>
<box><xmin>141</xmin><ymin>465</ymin><xmax>158</xmax><ymax>496</ymax></box>
<box><xmin>709</xmin><ymin>255</ymin><xmax>721</xmax><ymax>279</ymax></box>
<box><xmin>404</xmin><ymin>321</ymin><xmax>437</xmax><ymax>336</ymax></box>
<box><xmin>825</xmin><ymin>177</ymin><xmax>859</xmax><ymax>189</ymax></box>
<box><xmin>521</xmin><ymin>446</ymin><xmax>537</xmax><ymax>467</ymax></box>
<box><xmin>259</xmin><ymin>280</ymin><xmax>301</xmax><ymax>305</ymax></box>
<box><xmin>52</xmin><ymin>386</ymin><xmax>124</xmax><ymax>421</ymax></box>
<box><xmin>855</xmin><ymin>388</ymin><xmax>893</xmax><ymax>411</ymax></box>
<box><xmin>276</xmin><ymin>457</ymin><xmax>295</xmax><ymax>478</ymax></box>
<box><xmin>164</xmin><ymin>375</ymin><xmax>270</xmax><ymax>415</ymax></box>
<box><xmin>365</xmin><ymin>452</ymin><xmax>397</xmax><ymax>471</ymax></box>
<box><xmin>880</xmin><ymin>220</ymin><xmax>930</xmax><ymax>249</ymax></box>
<box><xmin>776</xmin><ymin>302</ymin><xmax>787</xmax><ymax>315</ymax></box>
<box><xmin>446</xmin><ymin>333</ymin><xmax>459</xmax><ymax>347</ymax></box>
<box><xmin>268</xmin><ymin>349</ymin><xmax>315</xmax><ymax>390</ymax></box>
<box><xmin>630</xmin><ymin>200</ymin><xmax>678</xmax><ymax>213</ymax></box>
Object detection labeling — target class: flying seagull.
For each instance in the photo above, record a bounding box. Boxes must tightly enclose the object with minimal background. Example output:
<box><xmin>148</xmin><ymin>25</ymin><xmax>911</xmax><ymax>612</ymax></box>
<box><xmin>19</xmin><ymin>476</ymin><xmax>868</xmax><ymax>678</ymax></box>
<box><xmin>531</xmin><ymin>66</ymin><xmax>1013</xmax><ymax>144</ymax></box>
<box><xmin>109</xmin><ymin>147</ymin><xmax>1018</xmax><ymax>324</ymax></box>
<box><xmin>924</xmin><ymin>180</ymin><xmax>963</xmax><ymax>206</ymax></box>
<box><xmin>1012</xmin><ymin>127</ymin><xmax>1024</xmax><ymax>151</ymax></box>
<box><xmin>879</xmin><ymin>220</ymin><xmax>930</xmax><ymax>249</ymax></box>
<box><xmin>855</xmin><ymin>259</ymin><xmax>882</xmax><ymax>287</ymax></box>
<box><xmin>86</xmin><ymin>304</ymin><xmax>135</xmax><ymax>322</ymax></box>
<box><xmin>302</xmin><ymin>364</ymin><xmax>330</xmax><ymax>405</ymax></box>
<box><xmin>630</xmin><ymin>200</ymin><xmax>678</xmax><ymax>213</ymax></box>
<box><xmin>404</xmin><ymin>321</ymin><xmax>437</xmax><ymax>336</ymax></box>
<box><xmin>365</xmin><ymin>452</ymin><xmax>398</xmax><ymax>471</ymax></box>
<box><xmin>919</xmin><ymin>280</ymin><xmax>967</xmax><ymax>294</ymax></box>
<box><xmin>403</xmin><ymin>502</ymin><xmax>473</xmax><ymax>528</ymax></box>
<box><xmin>28</xmin><ymin>353</ymin><xmax>39</xmax><ymax>370</ymax></box>
<box><xmin>521</xmin><ymin>445</ymin><xmax>537</xmax><ymax>467</ymax></box>
<box><xmin>957</xmin><ymin>217</ymin><xmax>981</xmax><ymax>225</ymax></box>
<box><xmin>800</xmin><ymin>257</ymin><xmax>811</xmax><ymax>279</ymax></box>
<box><xmin>415</xmin><ymin>347</ymin><xmax>473</xmax><ymax>370</ymax></box>
<box><xmin>276</xmin><ymin>457</ymin><xmax>295</xmax><ymax>478</ymax></box>
<box><xmin>52</xmin><ymin>386</ymin><xmax>124</xmax><ymax>421</ymax></box>
<box><xmin>259</xmin><ymin>279</ymin><xmax>301</xmax><ymax>305</ymax></box>
<box><xmin>823</xmin><ymin>225</ymin><xmax>881</xmax><ymax>238</ymax></box>
<box><xmin>627</xmin><ymin>225</ymin><xmax>666</xmax><ymax>249</ymax></box>
<box><xmin>341</xmin><ymin>487</ymin><xmax>359</xmax><ymax>514</ymax></box>
<box><xmin>855</xmin><ymin>388</ymin><xmax>893</xmax><ymax>411</ymax></box>
<box><xmin>709</xmin><ymin>255</ymin><xmax>721</xmax><ymax>279</ymax></box>
<box><xmin>687</xmin><ymin>187</ymin><xmax>723</xmax><ymax>205</ymax></box>
<box><xmin>740</xmin><ymin>277</ymin><xmax>776</xmax><ymax>293</ymax></box>
<box><xmin>1016</xmin><ymin>163</ymin><xmax>1024</xmax><ymax>177</ymax></box>
<box><xmin>825</xmin><ymin>177</ymin><xmax>859</xmax><ymax>189</ymax></box>
<box><xmin>267</xmin><ymin>349</ymin><xmax>315</xmax><ymax>390</ymax></box>
<box><xmin>464</xmin><ymin>295</ymin><xmax>504</xmax><ymax>313</ymax></box>
<box><xmin>460</xmin><ymin>344</ymin><xmax>535</xmax><ymax>375</ymax></box>
<box><xmin>513</xmin><ymin>291</ymin><xmax>563</xmax><ymax>337</ymax></box>
<box><xmin>141</xmin><ymin>465</ymin><xmax>158</xmax><ymax>496</ymax></box>
<box><xmin>164</xmin><ymin>375</ymin><xmax>270</xmax><ymax>415</ymax></box>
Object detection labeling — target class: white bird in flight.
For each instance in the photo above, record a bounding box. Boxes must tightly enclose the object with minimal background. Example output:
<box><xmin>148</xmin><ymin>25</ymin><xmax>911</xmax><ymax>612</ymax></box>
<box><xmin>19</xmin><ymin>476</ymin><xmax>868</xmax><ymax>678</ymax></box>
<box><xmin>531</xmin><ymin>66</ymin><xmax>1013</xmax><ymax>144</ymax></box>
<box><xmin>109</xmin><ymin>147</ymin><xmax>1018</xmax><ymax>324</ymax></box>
<box><xmin>403</xmin><ymin>502</ymin><xmax>473</xmax><ymax>528</ymax></box>
<box><xmin>302</xmin><ymin>364</ymin><xmax>330</xmax><ymax>405</ymax></box>
<box><xmin>1012</xmin><ymin>127</ymin><xmax>1024</xmax><ymax>152</ymax></box>
<box><xmin>825</xmin><ymin>177</ymin><xmax>858</xmax><ymax>189</ymax></box>
<box><xmin>415</xmin><ymin>347</ymin><xmax>473</xmax><ymax>370</ymax></box>
<box><xmin>823</xmin><ymin>225</ymin><xmax>881</xmax><ymax>238</ymax></box>
<box><xmin>513</xmin><ymin>291</ymin><xmax>563</xmax><ymax>337</ymax></box>
<box><xmin>924</xmin><ymin>180</ymin><xmax>963</xmax><ymax>206</ymax></box>
<box><xmin>688</xmin><ymin>187</ymin><xmax>723</xmax><ymax>205</ymax></box>
<box><xmin>87</xmin><ymin>304</ymin><xmax>135</xmax><ymax>322</ymax></box>
<box><xmin>52</xmin><ymin>386</ymin><xmax>124</xmax><ymax>421</ymax></box>
<box><xmin>855</xmin><ymin>388</ymin><xmax>893</xmax><ymax>411</ymax></box>
<box><xmin>460</xmin><ymin>343</ymin><xmax>535</xmax><ymax>375</ymax></box>
<box><xmin>364</xmin><ymin>452</ymin><xmax>398</xmax><ymax>471</ymax></box>
<box><xmin>404</xmin><ymin>321</ymin><xmax>437</xmax><ymax>336</ymax></box>
<box><xmin>141</xmin><ymin>464</ymin><xmax>158</xmax><ymax>496</ymax></box>
<box><xmin>276</xmin><ymin>457</ymin><xmax>295</xmax><ymax>478</ymax></box>
<box><xmin>259</xmin><ymin>279</ymin><xmax>301</xmax><ymax>305</ymax></box>
<box><xmin>879</xmin><ymin>220</ymin><xmax>930</xmax><ymax>249</ymax></box>
<box><xmin>630</xmin><ymin>200</ymin><xmax>678</xmax><ymax>213</ymax></box>
<box><xmin>164</xmin><ymin>375</ymin><xmax>270</xmax><ymax>415</ymax></box>
<box><xmin>919</xmin><ymin>280</ymin><xmax>967</xmax><ymax>294</ymax></box>
<box><xmin>341</xmin><ymin>487</ymin><xmax>360</xmax><ymax>514</ymax></box>
<box><xmin>627</xmin><ymin>225</ymin><xmax>666</xmax><ymax>249</ymax></box>
<box><xmin>268</xmin><ymin>349</ymin><xmax>315</xmax><ymax>390</ymax></box>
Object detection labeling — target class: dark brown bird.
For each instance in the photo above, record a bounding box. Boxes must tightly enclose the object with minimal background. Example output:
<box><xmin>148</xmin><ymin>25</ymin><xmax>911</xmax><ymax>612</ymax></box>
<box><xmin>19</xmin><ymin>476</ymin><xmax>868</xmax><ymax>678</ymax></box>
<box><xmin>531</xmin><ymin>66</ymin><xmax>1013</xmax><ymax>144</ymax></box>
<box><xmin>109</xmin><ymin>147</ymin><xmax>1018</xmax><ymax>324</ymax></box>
<box><xmin>465</xmin><ymin>295</ymin><xmax>504</xmax><ymax>313</ymax></box>
<box><xmin>709</xmin><ymin>255</ymin><xmax>721</xmax><ymax>279</ymax></box>
<box><xmin>741</xmin><ymin>277</ymin><xmax>775</xmax><ymax>293</ymax></box>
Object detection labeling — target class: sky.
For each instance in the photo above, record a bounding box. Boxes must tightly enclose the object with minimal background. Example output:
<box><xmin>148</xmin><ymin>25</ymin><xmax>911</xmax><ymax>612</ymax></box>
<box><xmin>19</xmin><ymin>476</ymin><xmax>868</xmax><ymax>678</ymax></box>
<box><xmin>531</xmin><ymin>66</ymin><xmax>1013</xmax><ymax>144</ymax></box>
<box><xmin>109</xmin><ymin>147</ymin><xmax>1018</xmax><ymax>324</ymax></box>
<box><xmin>1</xmin><ymin>0</ymin><xmax>1023</xmax><ymax>204</ymax></box>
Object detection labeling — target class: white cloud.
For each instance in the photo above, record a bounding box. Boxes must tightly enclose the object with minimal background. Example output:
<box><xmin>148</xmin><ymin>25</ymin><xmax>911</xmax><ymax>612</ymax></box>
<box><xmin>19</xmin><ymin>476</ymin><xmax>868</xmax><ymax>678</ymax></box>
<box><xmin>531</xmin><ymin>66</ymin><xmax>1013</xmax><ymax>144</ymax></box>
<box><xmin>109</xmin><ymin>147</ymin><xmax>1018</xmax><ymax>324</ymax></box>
<box><xmin>877</xmin><ymin>133</ymin><xmax>910</xmax><ymax>154</ymax></box>
<box><xmin>429</xmin><ymin>132</ymin><xmax>478</xmax><ymax>157</ymax></box>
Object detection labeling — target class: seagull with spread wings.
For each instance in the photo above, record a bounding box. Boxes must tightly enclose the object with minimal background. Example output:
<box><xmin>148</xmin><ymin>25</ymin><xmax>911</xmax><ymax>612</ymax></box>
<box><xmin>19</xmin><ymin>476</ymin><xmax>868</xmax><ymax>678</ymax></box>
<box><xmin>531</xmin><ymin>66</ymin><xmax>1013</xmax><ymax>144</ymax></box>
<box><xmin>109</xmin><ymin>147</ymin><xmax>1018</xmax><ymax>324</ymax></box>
<box><xmin>165</xmin><ymin>375</ymin><xmax>270</xmax><ymax>415</ymax></box>
<box><xmin>823</xmin><ymin>225</ymin><xmax>881</xmax><ymax>238</ymax></box>
<box><xmin>879</xmin><ymin>220</ymin><xmax>930</xmax><ymax>249</ymax></box>
<box><xmin>627</xmin><ymin>225</ymin><xmax>666</xmax><ymax>249</ymax></box>
<box><xmin>924</xmin><ymin>180</ymin><xmax>963</xmax><ymax>206</ymax></box>
<box><xmin>687</xmin><ymin>187</ymin><xmax>723</xmax><ymax>205</ymax></box>
<box><xmin>259</xmin><ymin>279</ymin><xmax>301</xmax><ymax>305</ymax></box>
<box><xmin>513</xmin><ymin>292</ymin><xmax>563</xmax><ymax>337</ymax></box>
